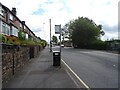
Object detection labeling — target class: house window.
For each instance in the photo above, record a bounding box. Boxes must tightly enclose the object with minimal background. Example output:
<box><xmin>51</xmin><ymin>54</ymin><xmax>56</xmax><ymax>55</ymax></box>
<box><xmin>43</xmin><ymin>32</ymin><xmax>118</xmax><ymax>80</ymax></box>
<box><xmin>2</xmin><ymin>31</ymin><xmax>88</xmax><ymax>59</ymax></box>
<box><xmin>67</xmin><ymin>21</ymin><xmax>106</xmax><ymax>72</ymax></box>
<box><xmin>10</xmin><ymin>14</ymin><xmax>13</xmax><ymax>21</ymax></box>
<box><xmin>24</xmin><ymin>25</ymin><xmax>26</xmax><ymax>29</ymax></box>
<box><xmin>0</xmin><ymin>6</ymin><xmax>4</xmax><ymax>16</ymax></box>
<box><xmin>1</xmin><ymin>22</ymin><xmax>10</xmax><ymax>35</ymax></box>
<box><xmin>26</xmin><ymin>33</ymin><xmax>28</xmax><ymax>39</ymax></box>
<box><xmin>6</xmin><ymin>25</ymin><xmax>10</xmax><ymax>35</ymax></box>
<box><xmin>20</xmin><ymin>23</ymin><xmax>22</xmax><ymax>28</ymax></box>
<box><xmin>2</xmin><ymin>23</ymin><xmax>6</xmax><ymax>34</ymax></box>
<box><xmin>0</xmin><ymin>21</ymin><xmax>1</xmax><ymax>33</ymax></box>
<box><xmin>11</xmin><ymin>26</ymin><xmax>18</xmax><ymax>37</ymax></box>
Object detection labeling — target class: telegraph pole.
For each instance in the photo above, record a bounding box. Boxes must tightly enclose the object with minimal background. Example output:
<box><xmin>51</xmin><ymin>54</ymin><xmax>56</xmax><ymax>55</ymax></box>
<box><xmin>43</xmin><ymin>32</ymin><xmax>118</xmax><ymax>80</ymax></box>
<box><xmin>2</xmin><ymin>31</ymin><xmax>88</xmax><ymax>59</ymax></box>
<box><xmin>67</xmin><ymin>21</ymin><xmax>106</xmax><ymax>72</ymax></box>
<box><xmin>49</xmin><ymin>19</ymin><xmax>52</xmax><ymax>52</ymax></box>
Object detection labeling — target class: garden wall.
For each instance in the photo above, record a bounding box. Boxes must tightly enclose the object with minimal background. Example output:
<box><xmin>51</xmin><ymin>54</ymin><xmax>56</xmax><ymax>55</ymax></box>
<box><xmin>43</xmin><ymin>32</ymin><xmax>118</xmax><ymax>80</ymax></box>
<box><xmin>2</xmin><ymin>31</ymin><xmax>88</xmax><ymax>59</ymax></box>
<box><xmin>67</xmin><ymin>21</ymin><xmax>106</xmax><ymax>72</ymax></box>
<box><xmin>2</xmin><ymin>44</ymin><xmax>43</xmax><ymax>83</ymax></box>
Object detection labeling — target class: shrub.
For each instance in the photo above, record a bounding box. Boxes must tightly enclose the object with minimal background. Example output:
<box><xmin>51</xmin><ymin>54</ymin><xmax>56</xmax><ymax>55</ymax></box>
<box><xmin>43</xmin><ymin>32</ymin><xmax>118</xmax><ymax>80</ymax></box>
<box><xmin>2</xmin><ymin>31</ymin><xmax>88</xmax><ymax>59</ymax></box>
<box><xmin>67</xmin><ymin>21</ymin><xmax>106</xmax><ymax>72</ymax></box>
<box><xmin>18</xmin><ymin>31</ymin><xmax>26</xmax><ymax>40</ymax></box>
<box><xmin>0</xmin><ymin>33</ymin><xmax>45</xmax><ymax>47</ymax></box>
<box><xmin>20</xmin><ymin>39</ymin><xmax>37</xmax><ymax>45</ymax></box>
<box><xmin>92</xmin><ymin>40</ymin><xmax>107</xmax><ymax>50</ymax></box>
<box><xmin>6</xmin><ymin>35</ymin><xmax>21</xmax><ymax>45</ymax></box>
<box><xmin>0</xmin><ymin>34</ymin><xmax>7</xmax><ymax>43</ymax></box>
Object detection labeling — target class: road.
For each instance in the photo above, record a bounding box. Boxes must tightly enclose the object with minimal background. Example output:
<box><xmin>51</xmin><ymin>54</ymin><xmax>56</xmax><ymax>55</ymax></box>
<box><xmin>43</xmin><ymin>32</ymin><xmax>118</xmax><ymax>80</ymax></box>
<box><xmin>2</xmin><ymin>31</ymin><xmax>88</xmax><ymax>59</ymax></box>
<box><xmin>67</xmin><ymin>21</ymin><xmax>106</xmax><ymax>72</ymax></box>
<box><xmin>53</xmin><ymin>46</ymin><xmax>118</xmax><ymax>88</ymax></box>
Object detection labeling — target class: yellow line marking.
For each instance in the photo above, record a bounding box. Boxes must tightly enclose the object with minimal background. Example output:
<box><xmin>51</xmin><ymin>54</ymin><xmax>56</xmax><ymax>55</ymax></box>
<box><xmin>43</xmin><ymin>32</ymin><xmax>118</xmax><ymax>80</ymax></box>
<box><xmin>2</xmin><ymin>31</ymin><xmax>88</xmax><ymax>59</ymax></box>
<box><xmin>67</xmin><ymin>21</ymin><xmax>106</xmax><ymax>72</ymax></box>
<box><xmin>61</xmin><ymin>59</ymin><xmax>91</xmax><ymax>90</ymax></box>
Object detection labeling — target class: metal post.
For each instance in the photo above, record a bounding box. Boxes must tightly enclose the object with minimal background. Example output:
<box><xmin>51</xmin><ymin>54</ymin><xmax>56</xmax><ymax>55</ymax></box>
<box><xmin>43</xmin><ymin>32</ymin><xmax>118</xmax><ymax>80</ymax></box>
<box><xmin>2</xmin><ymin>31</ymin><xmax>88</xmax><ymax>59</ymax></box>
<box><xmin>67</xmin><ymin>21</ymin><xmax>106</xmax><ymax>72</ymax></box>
<box><xmin>60</xmin><ymin>24</ymin><xmax>61</xmax><ymax>59</ymax></box>
<box><xmin>43</xmin><ymin>23</ymin><xmax>45</xmax><ymax>39</ymax></box>
<box><xmin>49</xmin><ymin>19</ymin><xmax>52</xmax><ymax>52</ymax></box>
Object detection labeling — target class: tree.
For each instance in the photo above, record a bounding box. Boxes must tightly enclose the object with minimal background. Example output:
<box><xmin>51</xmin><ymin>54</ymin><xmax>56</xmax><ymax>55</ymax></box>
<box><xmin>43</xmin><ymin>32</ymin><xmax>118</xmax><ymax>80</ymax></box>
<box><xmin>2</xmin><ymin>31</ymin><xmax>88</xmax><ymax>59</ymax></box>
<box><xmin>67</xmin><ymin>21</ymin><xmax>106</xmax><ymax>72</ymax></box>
<box><xmin>63</xmin><ymin>17</ymin><xmax>105</xmax><ymax>48</ymax></box>
<box><xmin>41</xmin><ymin>39</ymin><xmax>47</xmax><ymax>48</ymax></box>
<box><xmin>62</xmin><ymin>20</ymin><xmax>74</xmax><ymax>40</ymax></box>
<box><xmin>52</xmin><ymin>35</ymin><xmax>58</xmax><ymax>44</ymax></box>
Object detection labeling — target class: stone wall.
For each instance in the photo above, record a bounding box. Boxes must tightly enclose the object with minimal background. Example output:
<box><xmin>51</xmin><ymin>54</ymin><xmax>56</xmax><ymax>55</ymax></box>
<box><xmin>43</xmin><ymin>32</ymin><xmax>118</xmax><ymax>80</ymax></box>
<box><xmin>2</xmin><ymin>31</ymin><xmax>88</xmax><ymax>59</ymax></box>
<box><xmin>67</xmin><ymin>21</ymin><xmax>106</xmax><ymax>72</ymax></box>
<box><xmin>29</xmin><ymin>45</ymin><xmax>43</xmax><ymax>59</ymax></box>
<box><xmin>2</xmin><ymin>53</ymin><xmax>13</xmax><ymax>83</ymax></box>
<box><xmin>2</xmin><ymin>44</ymin><xmax>42</xmax><ymax>83</ymax></box>
<box><xmin>13</xmin><ymin>47</ymin><xmax>29</xmax><ymax>74</ymax></box>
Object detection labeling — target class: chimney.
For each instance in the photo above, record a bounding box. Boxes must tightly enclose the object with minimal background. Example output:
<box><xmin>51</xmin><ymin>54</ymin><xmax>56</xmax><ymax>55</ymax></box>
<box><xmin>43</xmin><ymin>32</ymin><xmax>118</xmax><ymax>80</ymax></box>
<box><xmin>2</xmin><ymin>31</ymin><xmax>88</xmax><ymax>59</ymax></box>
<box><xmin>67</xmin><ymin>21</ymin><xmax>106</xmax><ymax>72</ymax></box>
<box><xmin>12</xmin><ymin>8</ymin><xmax>16</xmax><ymax>15</ymax></box>
<box><xmin>22</xmin><ymin>21</ymin><xmax>25</xmax><ymax>25</ymax></box>
<box><xmin>22</xmin><ymin>21</ymin><xmax>25</xmax><ymax>30</ymax></box>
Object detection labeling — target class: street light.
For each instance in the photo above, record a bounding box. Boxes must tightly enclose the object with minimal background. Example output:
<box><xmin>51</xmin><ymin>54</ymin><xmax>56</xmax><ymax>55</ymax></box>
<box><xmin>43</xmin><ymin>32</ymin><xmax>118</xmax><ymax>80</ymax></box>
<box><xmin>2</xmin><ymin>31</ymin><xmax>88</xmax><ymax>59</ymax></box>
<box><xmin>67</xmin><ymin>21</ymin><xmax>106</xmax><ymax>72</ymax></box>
<box><xmin>43</xmin><ymin>23</ymin><xmax>45</xmax><ymax>40</ymax></box>
<box><xmin>49</xmin><ymin>19</ymin><xmax>52</xmax><ymax>52</ymax></box>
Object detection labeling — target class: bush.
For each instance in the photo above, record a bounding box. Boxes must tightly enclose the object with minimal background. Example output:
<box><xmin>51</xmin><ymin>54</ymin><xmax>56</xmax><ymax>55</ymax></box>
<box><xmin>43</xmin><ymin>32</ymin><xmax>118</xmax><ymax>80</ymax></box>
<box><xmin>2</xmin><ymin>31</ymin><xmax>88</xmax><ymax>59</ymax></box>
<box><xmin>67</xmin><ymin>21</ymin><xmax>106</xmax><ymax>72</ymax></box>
<box><xmin>0</xmin><ymin>34</ymin><xmax>7</xmax><ymax>43</ymax></box>
<box><xmin>6</xmin><ymin>35</ymin><xmax>21</xmax><ymax>45</ymax></box>
<box><xmin>40</xmin><ymin>40</ymin><xmax>47</xmax><ymax>48</ymax></box>
<box><xmin>20</xmin><ymin>39</ymin><xmax>35</xmax><ymax>45</ymax></box>
<box><xmin>73</xmin><ymin>40</ymin><xmax>107</xmax><ymax>50</ymax></box>
<box><xmin>91</xmin><ymin>40</ymin><xmax>107</xmax><ymax>50</ymax></box>
<box><xmin>0</xmin><ymin>33</ymin><xmax>46</xmax><ymax>48</ymax></box>
<box><xmin>20</xmin><ymin>39</ymin><xmax>43</xmax><ymax>46</ymax></box>
<box><xmin>18</xmin><ymin>31</ymin><xmax>26</xmax><ymax>40</ymax></box>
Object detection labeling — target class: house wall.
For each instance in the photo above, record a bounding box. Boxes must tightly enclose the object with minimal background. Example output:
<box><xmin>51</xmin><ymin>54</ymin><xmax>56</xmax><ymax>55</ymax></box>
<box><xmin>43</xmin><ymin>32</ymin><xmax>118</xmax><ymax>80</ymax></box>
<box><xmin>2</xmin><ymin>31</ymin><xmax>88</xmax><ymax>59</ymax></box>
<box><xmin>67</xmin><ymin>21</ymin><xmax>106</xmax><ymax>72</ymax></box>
<box><xmin>0</xmin><ymin>3</ymin><xmax>37</xmax><ymax>40</ymax></box>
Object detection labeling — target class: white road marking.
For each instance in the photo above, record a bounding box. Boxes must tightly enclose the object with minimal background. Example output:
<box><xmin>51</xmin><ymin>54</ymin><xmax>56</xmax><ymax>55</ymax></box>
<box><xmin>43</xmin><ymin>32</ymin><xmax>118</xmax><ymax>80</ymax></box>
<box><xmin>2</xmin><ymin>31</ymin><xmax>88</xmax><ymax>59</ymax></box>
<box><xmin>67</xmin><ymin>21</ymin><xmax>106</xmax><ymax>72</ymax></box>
<box><xmin>61</xmin><ymin>59</ymin><xmax>91</xmax><ymax>90</ymax></box>
<box><xmin>66</xmin><ymin>70</ymin><xmax>80</xmax><ymax>88</ymax></box>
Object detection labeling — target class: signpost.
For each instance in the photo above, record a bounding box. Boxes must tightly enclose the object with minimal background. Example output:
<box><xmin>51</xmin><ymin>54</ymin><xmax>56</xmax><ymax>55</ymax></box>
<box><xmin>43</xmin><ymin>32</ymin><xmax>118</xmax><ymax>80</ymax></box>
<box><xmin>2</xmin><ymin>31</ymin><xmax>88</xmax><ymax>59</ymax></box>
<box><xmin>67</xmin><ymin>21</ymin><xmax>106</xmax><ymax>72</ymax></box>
<box><xmin>49</xmin><ymin>19</ymin><xmax>52</xmax><ymax>52</ymax></box>
<box><xmin>55</xmin><ymin>25</ymin><xmax>61</xmax><ymax>60</ymax></box>
<box><xmin>55</xmin><ymin>25</ymin><xmax>61</xmax><ymax>34</ymax></box>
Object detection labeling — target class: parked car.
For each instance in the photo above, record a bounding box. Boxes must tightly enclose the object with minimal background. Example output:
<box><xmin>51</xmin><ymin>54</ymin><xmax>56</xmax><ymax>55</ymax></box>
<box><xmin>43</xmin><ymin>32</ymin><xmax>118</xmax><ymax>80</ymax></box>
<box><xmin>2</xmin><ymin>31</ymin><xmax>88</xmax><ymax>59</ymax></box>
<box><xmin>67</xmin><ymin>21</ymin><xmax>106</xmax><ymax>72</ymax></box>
<box><xmin>61</xmin><ymin>44</ymin><xmax>64</xmax><ymax>47</ymax></box>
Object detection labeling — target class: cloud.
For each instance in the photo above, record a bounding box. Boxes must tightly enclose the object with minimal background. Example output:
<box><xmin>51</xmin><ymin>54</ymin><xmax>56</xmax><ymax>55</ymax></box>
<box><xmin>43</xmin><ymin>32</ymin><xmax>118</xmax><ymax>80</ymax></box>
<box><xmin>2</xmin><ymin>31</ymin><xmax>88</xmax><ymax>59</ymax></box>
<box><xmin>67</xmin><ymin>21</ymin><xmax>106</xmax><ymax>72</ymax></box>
<box><xmin>101</xmin><ymin>32</ymin><xmax>118</xmax><ymax>41</ymax></box>
<box><xmin>32</xmin><ymin>8</ymin><xmax>45</xmax><ymax>15</ymax></box>
<box><xmin>66</xmin><ymin>0</ymin><xmax>118</xmax><ymax>26</ymax></box>
<box><xmin>1</xmin><ymin>0</ymin><xmax>119</xmax><ymax>41</ymax></box>
<box><xmin>103</xmin><ymin>25</ymin><xmax>118</xmax><ymax>33</ymax></box>
<box><xmin>32</xmin><ymin>28</ymin><xmax>42</xmax><ymax>32</ymax></box>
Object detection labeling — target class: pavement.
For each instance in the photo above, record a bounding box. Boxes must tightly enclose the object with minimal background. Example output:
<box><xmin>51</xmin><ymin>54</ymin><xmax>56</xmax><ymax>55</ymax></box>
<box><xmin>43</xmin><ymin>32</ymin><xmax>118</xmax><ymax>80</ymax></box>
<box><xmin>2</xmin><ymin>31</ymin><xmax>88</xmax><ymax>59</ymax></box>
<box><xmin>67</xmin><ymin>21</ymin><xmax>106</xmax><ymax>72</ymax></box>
<box><xmin>2</xmin><ymin>47</ymin><xmax>78</xmax><ymax>88</ymax></box>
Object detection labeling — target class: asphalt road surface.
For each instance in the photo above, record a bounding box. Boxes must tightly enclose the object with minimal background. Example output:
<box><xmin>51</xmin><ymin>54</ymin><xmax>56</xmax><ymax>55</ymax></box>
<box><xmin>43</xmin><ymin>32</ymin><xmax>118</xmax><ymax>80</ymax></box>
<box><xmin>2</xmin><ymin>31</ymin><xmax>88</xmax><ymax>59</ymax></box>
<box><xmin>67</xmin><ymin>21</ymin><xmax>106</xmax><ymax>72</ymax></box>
<box><xmin>57</xmin><ymin>47</ymin><xmax>118</xmax><ymax>88</ymax></box>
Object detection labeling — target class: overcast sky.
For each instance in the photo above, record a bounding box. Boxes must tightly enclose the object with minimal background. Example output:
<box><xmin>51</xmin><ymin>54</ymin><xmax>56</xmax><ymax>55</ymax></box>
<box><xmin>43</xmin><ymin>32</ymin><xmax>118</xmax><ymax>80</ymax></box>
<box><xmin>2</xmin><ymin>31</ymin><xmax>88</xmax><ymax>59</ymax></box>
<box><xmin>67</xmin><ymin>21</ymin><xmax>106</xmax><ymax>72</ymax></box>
<box><xmin>1</xmin><ymin>0</ymin><xmax>119</xmax><ymax>41</ymax></box>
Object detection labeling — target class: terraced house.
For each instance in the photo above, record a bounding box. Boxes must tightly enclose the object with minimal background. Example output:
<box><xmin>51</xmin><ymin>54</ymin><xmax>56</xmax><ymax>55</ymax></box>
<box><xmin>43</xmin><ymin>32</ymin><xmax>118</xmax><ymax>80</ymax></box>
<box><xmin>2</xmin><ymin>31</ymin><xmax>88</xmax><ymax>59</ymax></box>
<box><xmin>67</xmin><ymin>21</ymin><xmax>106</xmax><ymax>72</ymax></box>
<box><xmin>0</xmin><ymin>2</ymin><xmax>38</xmax><ymax>41</ymax></box>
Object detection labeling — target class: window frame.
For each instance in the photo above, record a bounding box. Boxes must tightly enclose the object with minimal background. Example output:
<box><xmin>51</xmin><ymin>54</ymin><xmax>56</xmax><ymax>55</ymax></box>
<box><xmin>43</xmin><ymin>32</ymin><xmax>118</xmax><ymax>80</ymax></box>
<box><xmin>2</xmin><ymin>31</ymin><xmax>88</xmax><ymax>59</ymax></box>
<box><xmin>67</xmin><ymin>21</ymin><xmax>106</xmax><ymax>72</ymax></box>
<box><xmin>11</xmin><ymin>26</ymin><xmax>18</xmax><ymax>37</ymax></box>
<box><xmin>0</xmin><ymin>5</ymin><xmax>4</xmax><ymax>16</ymax></box>
<box><xmin>10</xmin><ymin>14</ymin><xmax>13</xmax><ymax>21</ymax></box>
<box><xmin>1</xmin><ymin>21</ymin><xmax>10</xmax><ymax>36</ymax></box>
<box><xmin>0</xmin><ymin>20</ymin><xmax>1</xmax><ymax>33</ymax></box>
<box><xmin>20</xmin><ymin>23</ymin><xmax>22</xmax><ymax>28</ymax></box>
<box><xmin>26</xmin><ymin>33</ymin><xmax>28</xmax><ymax>39</ymax></box>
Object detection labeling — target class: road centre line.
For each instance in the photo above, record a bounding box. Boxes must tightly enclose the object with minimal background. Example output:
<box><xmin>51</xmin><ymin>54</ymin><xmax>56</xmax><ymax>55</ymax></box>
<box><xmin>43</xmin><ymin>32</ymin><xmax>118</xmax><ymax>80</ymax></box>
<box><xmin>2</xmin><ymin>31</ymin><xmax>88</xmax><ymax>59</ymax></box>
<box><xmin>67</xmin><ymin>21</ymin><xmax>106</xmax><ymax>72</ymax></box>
<box><xmin>61</xmin><ymin>59</ymin><xmax>91</xmax><ymax>90</ymax></box>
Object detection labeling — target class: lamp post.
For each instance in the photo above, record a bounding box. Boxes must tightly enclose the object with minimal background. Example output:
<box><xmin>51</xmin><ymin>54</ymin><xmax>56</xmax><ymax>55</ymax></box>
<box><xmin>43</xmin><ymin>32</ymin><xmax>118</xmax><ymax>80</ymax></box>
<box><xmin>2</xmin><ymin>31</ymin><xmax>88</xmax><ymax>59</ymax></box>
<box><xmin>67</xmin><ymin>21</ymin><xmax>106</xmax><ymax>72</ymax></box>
<box><xmin>43</xmin><ymin>23</ymin><xmax>45</xmax><ymax>39</ymax></box>
<box><xmin>49</xmin><ymin>19</ymin><xmax>52</xmax><ymax>52</ymax></box>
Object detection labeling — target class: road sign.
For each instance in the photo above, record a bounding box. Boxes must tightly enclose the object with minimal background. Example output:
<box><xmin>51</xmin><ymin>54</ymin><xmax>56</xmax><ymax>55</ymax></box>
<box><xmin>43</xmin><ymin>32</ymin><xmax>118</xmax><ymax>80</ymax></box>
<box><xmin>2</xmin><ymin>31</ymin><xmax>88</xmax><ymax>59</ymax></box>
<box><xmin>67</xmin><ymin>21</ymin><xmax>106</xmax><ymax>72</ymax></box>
<box><xmin>55</xmin><ymin>25</ymin><xmax>61</xmax><ymax>34</ymax></box>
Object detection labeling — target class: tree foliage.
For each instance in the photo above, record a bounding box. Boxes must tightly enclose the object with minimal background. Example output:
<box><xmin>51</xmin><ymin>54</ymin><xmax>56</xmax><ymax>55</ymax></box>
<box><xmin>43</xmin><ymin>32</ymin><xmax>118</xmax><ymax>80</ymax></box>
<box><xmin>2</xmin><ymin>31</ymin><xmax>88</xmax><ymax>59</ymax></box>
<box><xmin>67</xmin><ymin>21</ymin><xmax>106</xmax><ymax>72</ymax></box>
<box><xmin>40</xmin><ymin>39</ymin><xmax>47</xmax><ymax>47</ymax></box>
<box><xmin>63</xmin><ymin>17</ymin><xmax>105</xmax><ymax>48</ymax></box>
<box><xmin>62</xmin><ymin>20</ymin><xmax>74</xmax><ymax>40</ymax></box>
<box><xmin>52</xmin><ymin>35</ymin><xmax>58</xmax><ymax>44</ymax></box>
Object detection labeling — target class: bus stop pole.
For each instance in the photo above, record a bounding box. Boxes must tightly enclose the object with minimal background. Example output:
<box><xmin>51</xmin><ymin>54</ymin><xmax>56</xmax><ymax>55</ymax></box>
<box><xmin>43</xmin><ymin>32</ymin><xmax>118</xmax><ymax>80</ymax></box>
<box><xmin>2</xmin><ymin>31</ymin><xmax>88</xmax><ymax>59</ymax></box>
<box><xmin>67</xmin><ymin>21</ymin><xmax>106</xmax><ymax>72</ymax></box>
<box><xmin>49</xmin><ymin>19</ymin><xmax>52</xmax><ymax>52</ymax></box>
<box><xmin>60</xmin><ymin>24</ymin><xmax>61</xmax><ymax>60</ymax></box>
